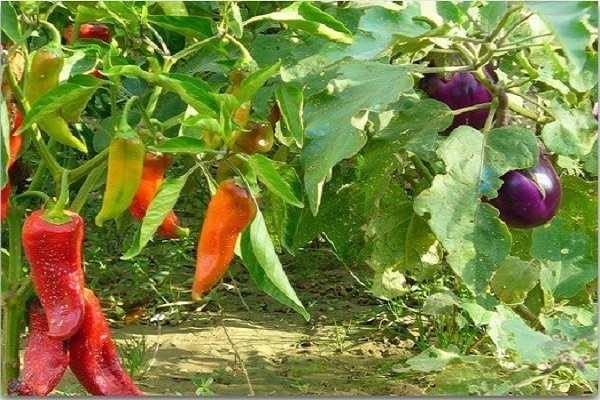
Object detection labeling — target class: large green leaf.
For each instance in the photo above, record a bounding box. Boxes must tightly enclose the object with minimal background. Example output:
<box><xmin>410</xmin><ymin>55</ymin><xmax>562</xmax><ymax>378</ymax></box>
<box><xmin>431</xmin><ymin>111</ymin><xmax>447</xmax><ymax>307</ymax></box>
<box><xmin>301</xmin><ymin>61</ymin><xmax>414</xmax><ymax>214</ymax></box>
<box><xmin>247</xmin><ymin>154</ymin><xmax>303</xmax><ymax>208</ymax></box>
<box><xmin>147</xmin><ymin>15</ymin><xmax>213</xmax><ymax>38</ymax></box>
<box><xmin>532</xmin><ymin>216</ymin><xmax>597</xmax><ymax>299</ymax></box>
<box><xmin>239</xmin><ymin>210</ymin><xmax>309</xmax><ymax>321</ymax></box>
<box><xmin>488</xmin><ymin>306</ymin><xmax>569</xmax><ymax>365</ymax></box>
<box><xmin>414</xmin><ymin>126</ymin><xmax>539</xmax><ymax>294</ymax></box>
<box><xmin>367</xmin><ymin>183</ymin><xmax>440</xmax><ymax>296</ymax></box>
<box><xmin>542</xmin><ymin>101</ymin><xmax>598</xmax><ymax>158</ymax></box>
<box><xmin>121</xmin><ymin>168</ymin><xmax>195</xmax><ymax>260</ymax></box>
<box><xmin>525</xmin><ymin>1</ymin><xmax>597</xmax><ymax>74</ymax></box>
<box><xmin>20</xmin><ymin>75</ymin><xmax>106</xmax><ymax>132</ymax></box>
<box><xmin>293</xmin><ymin>172</ymin><xmax>371</xmax><ymax>260</ymax></box>
<box><xmin>490</xmin><ymin>257</ymin><xmax>538</xmax><ymax>305</ymax></box>
<box><xmin>275</xmin><ymin>85</ymin><xmax>305</xmax><ymax>148</ymax></box>
<box><xmin>1</xmin><ymin>2</ymin><xmax>20</xmax><ymax>42</ymax></box>
<box><xmin>247</xmin><ymin>2</ymin><xmax>353</xmax><ymax>44</ymax></box>
<box><xmin>359</xmin><ymin>98</ymin><xmax>453</xmax><ymax>205</ymax></box>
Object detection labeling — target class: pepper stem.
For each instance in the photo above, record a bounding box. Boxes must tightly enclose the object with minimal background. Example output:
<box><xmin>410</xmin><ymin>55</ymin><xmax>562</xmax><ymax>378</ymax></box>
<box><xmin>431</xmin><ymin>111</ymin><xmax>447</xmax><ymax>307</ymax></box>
<box><xmin>38</xmin><ymin>20</ymin><xmax>62</xmax><ymax>49</ymax></box>
<box><xmin>119</xmin><ymin>96</ymin><xmax>140</xmax><ymax>133</ymax></box>
<box><xmin>42</xmin><ymin>169</ymin><xmax>72</xmax><ymax>224</ymax></box>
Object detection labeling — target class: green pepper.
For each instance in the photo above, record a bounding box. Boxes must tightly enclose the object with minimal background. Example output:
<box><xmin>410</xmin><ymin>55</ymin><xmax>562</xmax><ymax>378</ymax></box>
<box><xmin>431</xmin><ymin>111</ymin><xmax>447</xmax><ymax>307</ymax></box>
<box><xmin>95</xmin><ymin>97</ymin><xmax>145</xmax><ymax>226</ymax></box>
<box><xmin>25</xmin><ymin>47</ymin><xmax>88</xmax><ymax>153</ymax></box>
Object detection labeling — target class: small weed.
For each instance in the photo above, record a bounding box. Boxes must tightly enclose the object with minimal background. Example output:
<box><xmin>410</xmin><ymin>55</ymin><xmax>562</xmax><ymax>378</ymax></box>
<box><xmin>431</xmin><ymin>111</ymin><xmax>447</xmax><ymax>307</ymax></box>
<box><xmin>116</xmin><ymin>334</ymin><xmax>152</xmax><ymax>379</ymax></box>
<box><xmin>191</xmin><ymin>375</ymin><xmax>216</xmax><ymax>396</ymax></box>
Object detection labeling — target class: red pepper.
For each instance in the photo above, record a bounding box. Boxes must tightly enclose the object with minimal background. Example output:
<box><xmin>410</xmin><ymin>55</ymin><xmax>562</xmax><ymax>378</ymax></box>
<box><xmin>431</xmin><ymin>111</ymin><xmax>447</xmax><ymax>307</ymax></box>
<box><xmin>191</xmin><ymin>179</ymin><xmax>255</xmax><ymax>300</ymax></box>
<box><xmin>2</xmin><ymin>108</ymin><xmax>24</xmax><ymax>221</ymax></box>
<box><xmin>64</xmin><ymin>23</ymin><xmax>111</xmax><ymax>44</ymax></box>
<box><xmin>7</xmin><ymin>299</ymin><xmax>69</xmax><ymax>396</ymax></box>
<box><xmin>69</xmin><ymin>288</ymin><xmax>143</xmax><ymax>396</ymax></box>
<box><xmin>64</xmin><ymin>24</ymin><xmax>110</xmax><ymax>79</ymax></box>
<box><xmin>129</xmin><ymin>153</ymin><xmax>187</xmax><ymax>239</ymax></box>
<box><xmin>8</xmin><ymin>108</ymin><xmax>23</xmax><ymax>167</ymax></box>
<box><xmin>22</xmin><ymin>210</ymin><xmax>86</xmax><ymax>340</ymax></box>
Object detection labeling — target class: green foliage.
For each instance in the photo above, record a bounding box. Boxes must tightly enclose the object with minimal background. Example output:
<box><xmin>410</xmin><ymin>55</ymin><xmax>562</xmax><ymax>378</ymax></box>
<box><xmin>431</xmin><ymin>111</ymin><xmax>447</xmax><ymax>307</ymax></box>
<box><xmin>1</xmin><ymin>0</ymin><xmax>598</xmax><ymax>396</ymax></box>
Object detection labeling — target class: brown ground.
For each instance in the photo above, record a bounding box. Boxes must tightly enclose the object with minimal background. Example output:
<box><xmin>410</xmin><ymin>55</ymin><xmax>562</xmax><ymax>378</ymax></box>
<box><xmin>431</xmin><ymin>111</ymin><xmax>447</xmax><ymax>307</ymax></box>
<box><xmin>50</xmin><ymin>262</ymin><xmax>425</xmax><ymax>396</ymax></box>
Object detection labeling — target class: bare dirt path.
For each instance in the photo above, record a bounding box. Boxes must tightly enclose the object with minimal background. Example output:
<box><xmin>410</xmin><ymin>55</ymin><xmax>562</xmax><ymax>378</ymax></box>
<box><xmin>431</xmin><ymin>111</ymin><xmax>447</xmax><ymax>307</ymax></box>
<box><xmin>54</xmin><ymin>263</ymin><xmax>424</xmax><ymax>396</ymax></box>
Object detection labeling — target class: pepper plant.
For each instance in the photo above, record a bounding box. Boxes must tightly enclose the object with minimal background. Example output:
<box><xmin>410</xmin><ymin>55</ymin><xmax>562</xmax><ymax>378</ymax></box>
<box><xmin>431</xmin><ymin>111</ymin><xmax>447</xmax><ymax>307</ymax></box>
<box><xmin>1</xmin><ymin>1</ymin><xmax>597</xmax><ymax>396</ymax></box>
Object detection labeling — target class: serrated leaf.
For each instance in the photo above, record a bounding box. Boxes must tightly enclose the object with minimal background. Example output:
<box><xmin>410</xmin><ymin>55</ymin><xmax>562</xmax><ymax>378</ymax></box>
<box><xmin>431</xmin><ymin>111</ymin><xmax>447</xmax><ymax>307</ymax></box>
<box><xmin>525</xmin><ymin>1</ymin><xmax>597</xmax><ymax>74</ymax></box>
<box><xmin>422</xmin><ymin>290</ymin><xmax>460</xmax><ymax>316</ymax></box>
<box><xmin>239</xmin><ymin>210</ymin><xmax>309</xmax><ymax>321</ymax></box>
<box><xmin>249</xmin><ymin>2</ymin><xmax>353</xmax><ymax>44</ymax></box>
<box><xmin>414</xmin><ymin>127</ymin><xmax>539</xmax><ymax>294</ymax></box>
<box><xmin>532</xmin><ymin>216</ymin><xmax>597</xmax><ymax>299</ymax></box>
<box><xmin>121</xmin><ymin>168</ymin><xmax>194</xmax><ymax>260</ymax></box>
<box><xmin>151</xmin><ymin>136</ymin><xmax>218</xmax><ymax>154</ymax></box>
<box><xmin>247</xmin><ymin>154</ymin><xmax>303</xmax><ymax>208</ymax></box>
<box><xmin>21</xmin><ymin>75</ymin><xmax>105</xmax><ymax>132</ymax></box>
<box><xmin>366</xmin><ymin>183</ymin><xmax>440</xmax><ymax>284</ymax></box>
<box><xmin>301</xmin><ymin>61</ymin><xmax>415</xmax><ymax>215</ymax></box>
<box><xmin>542</xmin><ymin>102</ymin><xmax>598</xmax><ymax>158</ymax></box>
<box><xmin>236</xmin><ymin>62</ymin><xmax>281</xmax><ymax>104</ymax></box>
<box><xmin>275</xmin><ymin>85</ymin><xmax>304</xmax><ymax>148</ymax></box>
<box><xmin>371</xmin><ymin>269</ymin><xmax>410</xmax><ymax>300</ymax></box>
<box><xmin>488</xmin><ymin>305</ymin><xmax>569</xmax><ymax>365</ymax></box>
<box><xmin>360</xmin><ymin>98</ymin><xmax>453</xmax><ymax>205</ymax></box>
<box><xmin>148</xmin><ymin>15</ymin><xmax>213</xmax><ymax>38</ymax></box>
<box><xmin>490</xmin><ymin>257</ymin><xmax>538</xmax><ymax>305</ymax></box>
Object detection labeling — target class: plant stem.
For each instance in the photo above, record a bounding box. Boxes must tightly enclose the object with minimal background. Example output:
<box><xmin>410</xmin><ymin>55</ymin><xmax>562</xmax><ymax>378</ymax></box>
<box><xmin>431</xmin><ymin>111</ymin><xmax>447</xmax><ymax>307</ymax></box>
<box><xmin>38</xmin><ymin>20</ymin><xmax>62</xmax><ymax>47</ymax></box>
<box><xmin>225</xmin><ymin>34</ymin><xmax>254</xmax><ymax>64</ymax></box>
<box><xmin>13</xmin><ymin>190</ymin><xmax>50</xmax><ymax>203</ymax></box>
<box><xmin>411</xmin><ymin>155</ymin><xmax>434</xmax><ymax>184</ymax></box>
<box><xmin>496</xmin><ymin>12</ymin><xmax>534</xmax><ymax>47</ymax></box>
<box><xmin>70</xmin><ymin>166</ymin><xmax>105</xmax><ymax>214</ymax></box>
<box><xmin>421</xmin><ymin>65</ymin><xmax>474</xmax><ymax>74</ymax></box>
<box><xmin>68</xmin><ymin>147</ymin><xmax>109</xmax><ymax>184</ymax></box>
<box><xmin>452</xmin><ymin>102</ymin><xmax>493</xmax><ymax>115</ymax></box>
<box><xmin>1</xmin><ymin>206</ymin><xmax>26</xmax><ymax>394</ymax></box>
<box><xmin>170</xmin><ymin>34</ymin><xmax>221</xmax><ymax>65</ymax></box>
<box><xmin>29</xmin><ymin>128</ymin><xmax>63</xmax><ymax>179</ymax></box>
<box><xmin>487</xmin><ymin>6</ymin><xmax>523</xmax><ymax>43</ymax></box>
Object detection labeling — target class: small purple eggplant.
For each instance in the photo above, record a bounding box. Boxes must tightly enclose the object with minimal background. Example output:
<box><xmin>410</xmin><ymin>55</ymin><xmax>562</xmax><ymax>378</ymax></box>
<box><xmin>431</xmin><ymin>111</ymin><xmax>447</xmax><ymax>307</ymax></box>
<box><xmin>487</xmin><ymin>148</ymin><xmax>562</xmax><ymax>229</ymax></box>
<box><xmin>423</xmin><ymin>68</ymin><xmax>494</xmax><ymax>134</ymax></box>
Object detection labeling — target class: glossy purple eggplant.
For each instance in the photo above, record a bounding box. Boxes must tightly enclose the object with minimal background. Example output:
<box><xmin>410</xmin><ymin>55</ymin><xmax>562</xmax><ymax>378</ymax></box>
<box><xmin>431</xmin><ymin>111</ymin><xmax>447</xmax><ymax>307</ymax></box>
<box><xmin>487</xmin><ymin>150</ymin><xmax>562</xmax><ymax>229</ymax></box>
<box><xmin>423</xmin><ymin>69</ymin><xmax>494</xmax><ymax>134</ymax></box>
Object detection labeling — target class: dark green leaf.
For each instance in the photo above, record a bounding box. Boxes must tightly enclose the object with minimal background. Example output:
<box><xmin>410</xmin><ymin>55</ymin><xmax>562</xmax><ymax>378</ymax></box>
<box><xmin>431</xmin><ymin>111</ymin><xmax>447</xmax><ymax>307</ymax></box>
<box><xmin>301</xmin><ymin>61</ymin><xmax>415</xmax><ymax>215</ymax></box>
<box><xmin>247</xmin><ymin>154</ymin><xmax>303</xmax><ymax>208</ymax></box>
<box><xmin>248</xmin><ymin>2</ymin><xmax>353</xmax><ymax>44</ymax></box>
<box><xmin>152</xmin><ymin>136</ymin><xmax>218</xmax><ymax>154</ymax></box>
<box><xmin>21</xmin><ymin>75</ymin><xmax>106</xmax><ymax>132</ymax></box>
<box><xmin>121</xmin><ymin>168</ymin><xmax>194</xmax><ymax>260</ymax></box>
<box><xmin>275</xmin><ymin>85</ymin><xmax>304</xmax><ymax>148</ymax></box>
<box><xmin>236</xmin><ymin>62</ymin><xmax>281</xmax><ymax>104</ymax></box>
<box><xmin>1</xmin><ymin>2</ymin><xmax>20</xmax><ymax>42</ymax></box>
<box><xmin>239</xmin><ymin>210</ymin><xmax>309</xmax><ymax>320</ymax></box>
<box><xmin>147</xmin><ymin>15</ymin><xmax>213</xmax><ymax>38</ymax></box>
